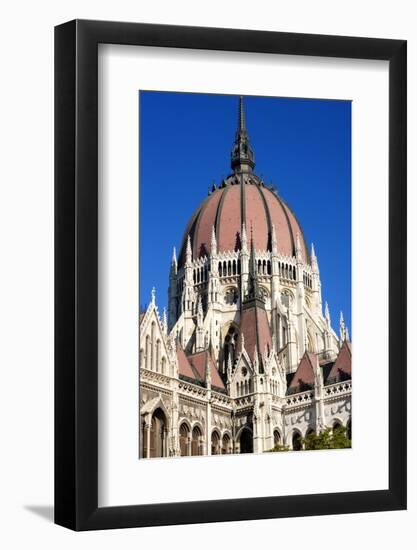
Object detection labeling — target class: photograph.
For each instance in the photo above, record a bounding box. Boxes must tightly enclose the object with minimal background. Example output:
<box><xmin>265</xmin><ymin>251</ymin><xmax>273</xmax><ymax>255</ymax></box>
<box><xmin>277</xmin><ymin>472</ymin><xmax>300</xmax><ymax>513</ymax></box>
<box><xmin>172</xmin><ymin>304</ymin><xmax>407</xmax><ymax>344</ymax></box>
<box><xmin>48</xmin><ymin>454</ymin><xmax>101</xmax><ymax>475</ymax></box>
<box><xmin>139</xmin><ymin>92</ymin><xmax>352</xmax><ymax>458</ymax></box>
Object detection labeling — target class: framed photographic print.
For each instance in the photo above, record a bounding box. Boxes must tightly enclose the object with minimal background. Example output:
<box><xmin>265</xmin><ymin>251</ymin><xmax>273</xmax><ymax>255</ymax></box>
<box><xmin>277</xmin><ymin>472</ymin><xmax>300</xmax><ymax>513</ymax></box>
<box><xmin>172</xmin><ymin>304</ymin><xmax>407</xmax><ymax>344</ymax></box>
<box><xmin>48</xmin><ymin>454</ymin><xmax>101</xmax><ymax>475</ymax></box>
<box><xmin>55</xmin><ymin>20</ymin><xmax>407</xmax><ymax>531</ymax></box>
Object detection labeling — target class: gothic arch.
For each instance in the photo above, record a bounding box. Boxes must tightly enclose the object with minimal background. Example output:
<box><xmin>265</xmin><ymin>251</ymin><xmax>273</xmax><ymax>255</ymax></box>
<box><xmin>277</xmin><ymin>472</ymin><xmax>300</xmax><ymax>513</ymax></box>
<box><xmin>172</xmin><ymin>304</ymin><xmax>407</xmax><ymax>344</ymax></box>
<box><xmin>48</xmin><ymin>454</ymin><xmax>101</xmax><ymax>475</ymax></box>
<box><xmin>191</xmin><ymin>420</ymin><xmax>205</xmax><ymax>437</ymax></box>
<box><xmin>191</xmin><ymin>425</ymin><xmax>204</xmax><ymax>456</ymax></box>
<box><xmin>221</xmin><ymin>432</ymin><xmax>232</xmax><ymax>454</ymax></box>
<box><xmin>211</xmin><ymin>429</ymin><xmax>221</xmax><ymax>455</ymax></box>
<box><xmin>179</xmin><ymin>422</ymin><xmax>190</xmax><ymax>457</ymax></box>
<box><xmin>291</xmin><ymin>428</ymin><xmax>303</xmax><ymax>451</ymax></box>
<box><xmin>238</xmin><ymin>427</ymin><xmax>253</xmax><ymax>454</ymax></box>
<box><xmin>273</xmin><ymin>428</ymin><xmax>282</xmax><ymax>447</ymax></box>
<box><xmin>307</xmin><ymin>330</ymin><xmax>316</xmax><ymax>353</ymax></box>
<box><xmin>221</xmin><ymin>322</ymin><xmax>240</xmax><ymax>371</ymax></box>
<box><xmin>140</xmin><ymin>406</ymin><xmax>168</xmax><ymax>459</ymax></box>
<box><xmin>332</xmin><ymin>418</ymin><xmax>343</xmax><ymax>430</ymax></box>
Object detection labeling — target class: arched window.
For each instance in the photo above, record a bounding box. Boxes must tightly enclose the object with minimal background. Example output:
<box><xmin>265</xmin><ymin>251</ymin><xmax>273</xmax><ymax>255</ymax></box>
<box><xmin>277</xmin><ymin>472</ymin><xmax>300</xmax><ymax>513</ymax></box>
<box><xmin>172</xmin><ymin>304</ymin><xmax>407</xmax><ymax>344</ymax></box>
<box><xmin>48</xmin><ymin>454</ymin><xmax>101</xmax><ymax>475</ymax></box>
<box><xmin>145</xmin><ymin>335</ymin><xmax>151</xmax><ymax>369</ymax></box>
<box><xmin>347</xmin><ymin>418</ymin><xmax>352</xmax><ymax>440</ymax></box>
<box><xmin>156</xmin><ymin>339</ymin><xmax>161</xmax><ymax>372</ymax></box>
<box><xmin>139</xmin><ymin>348</ymin><xmax>145</xmax><ymax>369</ymax></box>
<box><xmin>161</xmin><ymin>356</ymin><xmax>166</xmax><ymax>375</ymax></box>
<box><xmin>273</xmin><ymin>430</ymin><xmax>281</xmax><ymax>447</ymax></box>
<box><xmin>191</xmin><ymin>426</ymin><xmax>203</xmax><ymax>456</ymax></box>
<box><xmin>151</xmin><ymin>322</ymin><xmax>156</xmax><ymax>370</ymax></box>
<box><xmin>211</xmin><ymin>431</ymin><xmax>220</xmax><ymax>455</ymax></box>
<box><xmin>222</xmin><ymin>434</ymin><xmax>232</xmax><ymax>454</ymax></box>
<box><xmin>223</xmin><ymin>324</ymin><xmax>239</xmax><ymax>371</ymax></box>
<box><xmin>179</xmin><ymin>423</ymin><xmax>190</xmax><ymax>457</ymax></box>
<box><xmin>239</xmin><ymin>428</ymin><xmax>253</xmax><ymax>454</ymax></box>
<box><xmin>292</xmin><ymin>431</ymin><xmax>302</xmax><ymax>451</ymax></box>
<box><xmin>149</xmin><ymin>408</ymin><xmax>167</xmax><ymax>458</ymax></box>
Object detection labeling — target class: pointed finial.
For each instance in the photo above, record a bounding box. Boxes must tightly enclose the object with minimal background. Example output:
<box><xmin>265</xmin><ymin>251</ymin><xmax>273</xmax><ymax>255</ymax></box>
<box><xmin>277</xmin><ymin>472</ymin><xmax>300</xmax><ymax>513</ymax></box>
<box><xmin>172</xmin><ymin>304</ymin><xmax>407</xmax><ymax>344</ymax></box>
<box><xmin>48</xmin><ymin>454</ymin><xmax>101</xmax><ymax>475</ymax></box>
<box><xmin>345</xmin><ymin>326</ymin><xmax>350</xmax><ymax>342</ymax></box>
<box><xmin>172</xmin><ymin>246</ymin><xmax>177</xmax><ymax>264</ymax></box>
<box><xmin>210</xmin><ymin>225</ymin><xmax>217</xmax><ymax>255</ymax></box>
<box><xmin>227</xmin><ymin>354</ymin><xmax>233</xmax><ymax>379</ymax></box>
<box><xmin>339</xmin><ymin>311</ymin><xmax>346</xmax><ymax>342</ymax></box>
<box><xmin>241</xmin><ymin>222</ymin><xmax>248</xmax><ymax>251</ymax></box>
<box><xmin>186</xmin><ymin>234</ymin><xmax>192</xmax><ymax>265</ymax></box>
<box><xmin>241</xmin><ymin>332</ymin><xmax>245</xmax><ymax>351</ymax></box>
<box><xmin>325</xmin><ymin>301</ymin><xmax>330</xmax><ymax>323</ymax></box>
<box><xmin>271</xmin><ymin>223</ymin><xmax>277</xmax><ymax>254</ymax></box>
<box><xmin>151</xmin><ymin>287</ymin><xmax>156</xmax><ymax>305</ymax></box>
<box><xmin>311</xmin><ymin>243</ymin><xmax>319</xmax><ymax>273</ymax></box>
<box><xmin>295</xmin><ymin>232</ymin><xmax>302</xmax><ymax>259</ymax></box>
<box><xmin>162</xmin><ymin>308</ymin><xmax>168</xmax><ymax>334</ymax></box>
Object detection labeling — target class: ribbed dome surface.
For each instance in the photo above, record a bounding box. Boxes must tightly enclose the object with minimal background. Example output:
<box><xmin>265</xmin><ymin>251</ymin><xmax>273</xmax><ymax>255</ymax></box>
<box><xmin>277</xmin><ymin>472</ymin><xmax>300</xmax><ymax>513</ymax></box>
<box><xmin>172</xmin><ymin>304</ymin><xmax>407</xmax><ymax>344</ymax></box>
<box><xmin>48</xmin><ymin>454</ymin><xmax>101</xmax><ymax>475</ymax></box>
<box><xmin>178</xmin><ymin>173</ymin><xmax>309</xmax><ymax>267</ymax></box>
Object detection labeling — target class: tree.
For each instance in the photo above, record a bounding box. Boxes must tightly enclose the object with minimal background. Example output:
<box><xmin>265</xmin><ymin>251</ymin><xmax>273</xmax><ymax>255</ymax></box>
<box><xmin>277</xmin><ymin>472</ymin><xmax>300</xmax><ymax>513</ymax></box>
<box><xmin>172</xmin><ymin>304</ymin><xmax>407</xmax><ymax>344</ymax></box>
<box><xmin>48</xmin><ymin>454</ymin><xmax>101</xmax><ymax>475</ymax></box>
<box><xmin>302</xmin><ymin>426</ymin><xmax>351</xmax><ymax>450</ymax></box>
<box><xmin>266</xmin><ymin>443</ymin><xmax>290</xmax><ymax>452</ymax></box>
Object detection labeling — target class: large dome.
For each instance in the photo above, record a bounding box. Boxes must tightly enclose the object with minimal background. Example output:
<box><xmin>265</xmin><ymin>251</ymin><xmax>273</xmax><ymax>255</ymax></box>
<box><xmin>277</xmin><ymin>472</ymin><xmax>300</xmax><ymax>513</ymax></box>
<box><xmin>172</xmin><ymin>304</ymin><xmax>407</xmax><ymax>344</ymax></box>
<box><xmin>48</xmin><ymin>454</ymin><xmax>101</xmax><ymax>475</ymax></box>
<box><xmin>177</xmin><ymin>96</ymin><xmax>309</xmax><ymax>268</ymax></box>
<box><xmin>178</xmin><ymin>172</ymin><xmax>309</xmax><ymax>267</ymax></box>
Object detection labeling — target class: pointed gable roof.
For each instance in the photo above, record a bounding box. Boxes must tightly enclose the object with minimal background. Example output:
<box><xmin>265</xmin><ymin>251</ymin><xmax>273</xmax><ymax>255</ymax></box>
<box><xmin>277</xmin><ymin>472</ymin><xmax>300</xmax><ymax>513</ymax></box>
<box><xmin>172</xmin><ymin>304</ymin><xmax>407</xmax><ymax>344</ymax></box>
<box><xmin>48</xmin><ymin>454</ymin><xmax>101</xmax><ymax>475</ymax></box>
<box><xmin>176</xmin><ymin>344</ymin><xmax>196</xmax><ymax>380</ymax></box>
<box><xmin>238</xmin><ymin>306</ymin><xmax>272</xmax><ymax>363</ymax></box>
<box><xmin>176</xmin><ymin>346</ymin><xmax>225</xmax><ymax>391</ymax></box>
<box><xmin>288</xmin><ymin>352</ymin><xmax>317</xmax><ymax>392</ymax></box>
<box><xmin>188</xmin><ymin>350</ymin><xmax>225</xmax><ymax>390</ymax></box>
<box><xmin>326</xmin><ymin>341</ymin><xmax>352</xmax><ymax>383</ymax></box>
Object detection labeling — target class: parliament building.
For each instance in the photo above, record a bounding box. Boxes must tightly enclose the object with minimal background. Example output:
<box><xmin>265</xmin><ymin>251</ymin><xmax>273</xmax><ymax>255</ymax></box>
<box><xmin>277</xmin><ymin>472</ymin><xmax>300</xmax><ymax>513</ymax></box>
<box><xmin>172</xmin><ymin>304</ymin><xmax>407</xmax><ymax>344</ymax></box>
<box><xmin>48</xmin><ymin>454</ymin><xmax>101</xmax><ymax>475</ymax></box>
<box><xmin>139</xmin><ymin>97</ymin><xmax>351</xmax><ymax>458</ymax></box>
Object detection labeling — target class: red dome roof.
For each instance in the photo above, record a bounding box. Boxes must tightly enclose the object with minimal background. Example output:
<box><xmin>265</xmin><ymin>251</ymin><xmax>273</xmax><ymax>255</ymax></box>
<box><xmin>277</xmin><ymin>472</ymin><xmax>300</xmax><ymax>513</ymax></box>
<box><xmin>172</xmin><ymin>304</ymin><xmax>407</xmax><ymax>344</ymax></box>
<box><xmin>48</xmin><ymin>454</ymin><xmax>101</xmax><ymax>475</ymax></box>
<box><xmin>178</xmin><ymin>173</ymin><xmax>309</xmax><ymax>267</ymax></box>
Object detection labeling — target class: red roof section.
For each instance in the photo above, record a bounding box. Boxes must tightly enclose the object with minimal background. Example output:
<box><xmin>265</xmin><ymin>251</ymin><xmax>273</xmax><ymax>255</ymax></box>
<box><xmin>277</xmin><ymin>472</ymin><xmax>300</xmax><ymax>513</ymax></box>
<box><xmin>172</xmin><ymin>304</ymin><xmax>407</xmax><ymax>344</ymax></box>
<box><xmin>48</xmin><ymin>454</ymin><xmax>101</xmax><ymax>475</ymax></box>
<box><xmin>245</xmin><ymin>185</ymin><xmax>269</xmax><ymax>250</ymax></box>
<box><xmin>217</xmin><ymin>185</ymin><xmax>242</xmax><ymax>252</ymax></box>
<box><xmin>177</xmin><ymin>346</ymin><xmax>225</xmax><ymax>390</ymax></box>
<box><xmin>238</xmin><ymin>305</ymin><xmax>272</xmax><ymax>361</ymax></box>
<box><xmin>288</xmin><ymin>352</ymin><xmax>317</xmax><ymax>389</ymax></box>
<box><xmin>188</xmin><ymin>350</ymin><xmax>225</xmax><ymax>390</ymax></box>
<box><xmin>176</xmin><ymin>345</ymin><xmax>196</xmax><ymax>379</ymax></box>
<box><xmin>327</xmin><ymin>341</ymin><xmax>352</xmax><ymax>381</ymax></box>
<box><xmin>178</xmin><ymin>179</ymin><xmax>308</xmax><ymax>267</ymax></box>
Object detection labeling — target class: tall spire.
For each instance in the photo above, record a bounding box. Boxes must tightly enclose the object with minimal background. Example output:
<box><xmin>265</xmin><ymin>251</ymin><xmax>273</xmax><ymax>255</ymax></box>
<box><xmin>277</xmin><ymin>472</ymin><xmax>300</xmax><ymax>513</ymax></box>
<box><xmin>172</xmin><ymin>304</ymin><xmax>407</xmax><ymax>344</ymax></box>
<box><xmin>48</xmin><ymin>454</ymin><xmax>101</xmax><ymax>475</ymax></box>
<box><xmin>231</xmin><ymin>96</ymin><xmax>255</xmax><ymax>173</ymax></box>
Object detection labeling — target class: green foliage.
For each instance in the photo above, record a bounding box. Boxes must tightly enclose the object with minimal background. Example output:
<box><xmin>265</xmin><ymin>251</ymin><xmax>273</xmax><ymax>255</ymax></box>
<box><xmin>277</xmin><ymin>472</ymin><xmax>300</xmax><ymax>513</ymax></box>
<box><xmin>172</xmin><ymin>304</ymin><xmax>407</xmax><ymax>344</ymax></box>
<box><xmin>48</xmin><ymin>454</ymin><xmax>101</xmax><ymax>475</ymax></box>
<box><xmin>302</xmin><ymin>426</ymin><xmax>351</xmax><ymax>450</ymax></box>
<box><xmin>265</xmin><ymin>426</ymin><xmax>351</xmax><ymax>452</ymax></box>
<box><xmin>266</xmin><ymin>443</ymin><xmax>290</xmax><ymax>452</ymax></box>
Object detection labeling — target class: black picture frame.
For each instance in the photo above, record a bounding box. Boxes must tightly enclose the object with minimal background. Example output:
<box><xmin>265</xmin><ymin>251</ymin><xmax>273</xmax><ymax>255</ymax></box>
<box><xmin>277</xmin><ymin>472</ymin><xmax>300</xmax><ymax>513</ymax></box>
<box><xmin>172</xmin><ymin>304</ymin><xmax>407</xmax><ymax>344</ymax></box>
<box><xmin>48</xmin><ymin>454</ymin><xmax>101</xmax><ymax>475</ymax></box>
<box><xmin>55</xmin><ymin>19</ymin><xmax>407</xmax><ymax>531</ymax></box>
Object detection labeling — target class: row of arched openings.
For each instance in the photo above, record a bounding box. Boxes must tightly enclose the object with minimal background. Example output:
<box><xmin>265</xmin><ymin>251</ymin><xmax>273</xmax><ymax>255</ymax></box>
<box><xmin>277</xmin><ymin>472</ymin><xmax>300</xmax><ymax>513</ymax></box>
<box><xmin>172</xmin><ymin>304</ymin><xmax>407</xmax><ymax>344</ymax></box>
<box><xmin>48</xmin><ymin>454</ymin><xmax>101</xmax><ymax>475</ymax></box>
<box><xmin>193</xmin><ymin>265</ymin><xmax>208</xmax><ymax>284</ymax></box>
<box><xmin>179</xmin><ymin>423</ymin><xmax>204</xmax><ymax>456</ymax></box>
<box><xmin>278</xmin><ymin>261</ymin><xmax>296</xmax><ymax>281</ymax></box>
<box><xmin>211</xmin><ymin>431</ymin><xmax>233</xmax><ymax>454</ymax></box>
<box><xmin>219</xmin><ymin>259</ymin><xmax>241</xmax><ymax>277</ymax></box>
<box><xmin>290</xmin><ymin>419</ymin><xmax>352</xmax><ymax>451</ymax></box>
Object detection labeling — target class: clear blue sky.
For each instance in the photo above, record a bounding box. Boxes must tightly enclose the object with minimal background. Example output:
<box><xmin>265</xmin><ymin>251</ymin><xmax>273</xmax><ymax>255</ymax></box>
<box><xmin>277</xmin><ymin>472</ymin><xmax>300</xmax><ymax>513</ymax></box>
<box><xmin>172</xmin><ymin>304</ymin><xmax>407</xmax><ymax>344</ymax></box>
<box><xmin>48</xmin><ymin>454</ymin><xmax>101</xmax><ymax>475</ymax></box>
<box><xmin>140</xmin><ymin>91</ymin><xmax>351</xmax><ymax>332</ymax></box>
